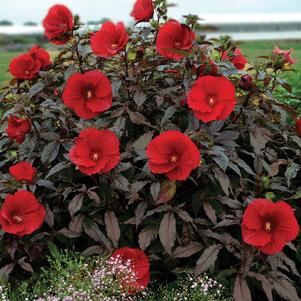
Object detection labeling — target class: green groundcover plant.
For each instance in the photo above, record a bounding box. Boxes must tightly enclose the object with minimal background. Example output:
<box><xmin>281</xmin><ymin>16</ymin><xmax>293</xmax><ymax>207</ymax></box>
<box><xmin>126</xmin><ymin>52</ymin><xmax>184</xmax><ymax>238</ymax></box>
<box><xmin>0</xmin><ymin>0</ymin><xmax>301</xmax><ymax>300</ymax></box>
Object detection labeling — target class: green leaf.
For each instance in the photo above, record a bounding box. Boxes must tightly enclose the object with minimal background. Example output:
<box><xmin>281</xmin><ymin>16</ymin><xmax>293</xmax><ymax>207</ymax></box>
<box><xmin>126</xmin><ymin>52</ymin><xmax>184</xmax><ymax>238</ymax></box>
<box><xmin>47</xmin><ymin>242</ymin><xmax>60</xmax><ymax>259</ymax></box>
<box><xmin>265</xmin><ymin>192</ymin><xmax>276</xmax><ymax>200</ymax></box>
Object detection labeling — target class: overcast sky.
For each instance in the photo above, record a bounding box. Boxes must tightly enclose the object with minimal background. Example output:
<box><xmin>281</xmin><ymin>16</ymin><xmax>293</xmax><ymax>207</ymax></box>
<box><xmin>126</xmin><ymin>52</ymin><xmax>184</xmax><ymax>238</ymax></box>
<box><xmin>1</xmin><ymin>0</ymin><xmax>301</xmax><ymax>24</ymax></box>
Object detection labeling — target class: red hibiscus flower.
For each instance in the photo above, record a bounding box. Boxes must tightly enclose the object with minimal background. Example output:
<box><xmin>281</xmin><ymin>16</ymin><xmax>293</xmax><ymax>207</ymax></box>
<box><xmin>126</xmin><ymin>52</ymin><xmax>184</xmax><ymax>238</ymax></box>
<box><xmin>156</xmin><ymin>20</ymin><xmax>195</xmax><ymax>60</ymax></box>
<box><xmin>0</xmin><ymin>191</ymin><xmax>46</xmax><ymax>237</ymax></box>
<box><xmin>242</xmin><ymin>198</ymin><xmax>300</xmax><ymax>255</ymax></box>
<box><xmin>273</xmin><ymin>46</ymin><xmax>296</xmax><ymax>65</ymax></box>
<box><xmin>42</xmin><ymin>4</ymin><xmax>73</xmax><ymax>45</ymax></box>
<box><xmin>91</xmin><ymin>21</ymin><xmax>129</xmax><ymax>58</ymax></box>
<box><xmin>69</xmin><ymin>128</ymin><xmax>120</xmax><ymax>175</ymax></box>
<box><xmin>6</xmin><ymin>116</ymin><xmax>31</xmax><ymax>144</ymax></box>
<box><xmin>9</xmin><ymin>54</ymin><xmax>41</xmax><ymax>80</ymax></box>
<box><xmin>28</xmin><ymin>46</ymin><xmax>51</xmax><ymax>68</ymax></box>
<box><xmin>187</xmin><ymin>75</ymin><xmax>237</xmax><ymax>123</ymax></box>
<box><xmin>146</xmin><ymin>130</ymin><xmax>200</xmax><ymax>181</ymax></box>
<box><xmin>296</xmin><ymin>117</ymin><xmax>301</xmax><ymax>137</ymax></box>
<box><xmin>131</xmin><ymin>0</ymin><xmax>154</xmax><ymax>22</ymax></box>
<box><xmin>109</xmin><ymin>247</ymin><xmax>150</xmax><ymax>294</ymax></box>
<box><xmin>62</xmin><ymin>70</ymin><xmax>112</xmax><ymax>119</ymax></box>
<box><xmin>222</xmin><ymin>48</ymin><xmax>247</xmax><ymax>70</ymax></box>
<box><xmin>9</xmin><ymin>161</ymin><xmax>37</xmax><ymax>183</ymax></box>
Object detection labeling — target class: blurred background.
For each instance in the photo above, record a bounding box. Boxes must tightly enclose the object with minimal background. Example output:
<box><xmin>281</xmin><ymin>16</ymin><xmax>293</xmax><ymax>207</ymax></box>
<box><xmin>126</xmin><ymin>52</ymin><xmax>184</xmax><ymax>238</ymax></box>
<box><xmin>0</xmin><ymin>0</ymin><xmax>300</xmax><ymax>94</ymax></box>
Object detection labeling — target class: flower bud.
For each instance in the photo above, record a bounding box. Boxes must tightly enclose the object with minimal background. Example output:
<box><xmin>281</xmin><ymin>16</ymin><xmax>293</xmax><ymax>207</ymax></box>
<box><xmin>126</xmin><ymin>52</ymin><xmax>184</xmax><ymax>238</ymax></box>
<box><xmin>239</xmin><ymin>74</ymin><xmax>254</xmax><ymax>91</ymax></box>
<box><xmin>296</xmin><ymin>117</ymin><xmax>301</xmax><ymax>137</ymax></box>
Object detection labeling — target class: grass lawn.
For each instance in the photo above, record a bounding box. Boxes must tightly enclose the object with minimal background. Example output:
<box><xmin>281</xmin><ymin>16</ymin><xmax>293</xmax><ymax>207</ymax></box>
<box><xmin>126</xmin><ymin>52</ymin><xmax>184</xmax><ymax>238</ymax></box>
<box><xmin>0</xmin><ymin>51</ymin><xmax>57</xmax><ymax>88</ymax></box>
<box><xmin>0</xmin><ymin>51</ymin><xmax>20</xmax><ymax>86</ymax></box>
<box><xmin>0</xmin><ymin>40</ymin><xmax>300</xmax><ymax>94</ymax></box>
<box><xmin>239</xmin><ymin>40</ymin><xmax>301</xmax><ymax>96</ymax></box>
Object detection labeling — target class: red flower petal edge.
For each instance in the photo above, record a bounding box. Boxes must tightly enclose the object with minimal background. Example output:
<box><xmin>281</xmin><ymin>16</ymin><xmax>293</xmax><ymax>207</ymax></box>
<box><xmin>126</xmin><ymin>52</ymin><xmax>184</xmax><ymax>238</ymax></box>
<box><xmin>187</xmin><ymin>75</ymin><xmax>237</xmax><ymax>123</ymax></box>
<box><xmin>156</xmin><ymin>20</ymin><xmax>195</xmax><ymax>60</ymax></box>
<box><xmin>42</xmin><ymin>4</ymin><xmax>73</xmax><ymax>45</ymax></box>
<box><xmin>130</xmin><ymin>0</ymin><xmax>154</xmax><ymax>22</ymax></box>
<box><xmin>6</xmin><ymin>116</ymin><xmax>31</xmax><ymax>144</ymax></box>
<box><xmin>91</xmin><ymin>21</ymin><xmax>129</xmax><ymax>58</ymax></box>
<box><xmin>0</xmin><ymin>191</ymin><xmax>46</xmax><ymax>237</ymax></box>
<box><xmin>274</xmin><ymin>46</ymin><xmax>296</xmax><ymax>65</ymax></box>
<box><xmin>69</xmin><ymin>128</ymin><xmax>120</xmax><ymax>175</ymax></box>
<box><xmin>146</xmin><ymin>130</ymin><xmax>200</xmax><ymax>181</ymax></box>
<box><xmin>9</xmin><ymin>161</ymin><xmax>37</xmax><ymax>183</ymax></box>
<box><xmin>222</xmin><ymin>48</ymin><xmax>247</xmax><ymax>70</ymax></box>
<box><xmin>242</xmin><ymin>198</ymin><xmax>300</xmax><ymax>255</ymax></box>
<box><xmin>9</xmin><ymin>54</ymin><xmax>41</xmax><ymax>80</ymax></box>
<box><xmin>62</xmin><ymin>70</ymin><xmax>112</xmax><ymax>119</ymax></box>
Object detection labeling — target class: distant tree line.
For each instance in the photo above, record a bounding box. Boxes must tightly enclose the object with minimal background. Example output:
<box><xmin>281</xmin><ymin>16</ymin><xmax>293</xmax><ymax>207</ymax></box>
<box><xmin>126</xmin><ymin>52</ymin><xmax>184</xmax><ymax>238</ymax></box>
<box><xmin>0</xmin><ymin>20</ymin><xmax>13</xmax><ymax>26</ymax></box>
<box><xmin>0</xmin><ymin>18</ymin><xmax>110</xmax><ymax>27</ymax></box>
<box><xmin>87</xmin><ymin>17</ymin><xmax>110</xmax><ymax>25</ymax></box>
<box><xmin>23</xmin><ymin>21</ymin><xmax>38</xmax><ymax>26</ymax></box>
<box><xmin>0</xmin><ymin>20</ymin><xmax>38</xmax><ymax>26</ymax></box>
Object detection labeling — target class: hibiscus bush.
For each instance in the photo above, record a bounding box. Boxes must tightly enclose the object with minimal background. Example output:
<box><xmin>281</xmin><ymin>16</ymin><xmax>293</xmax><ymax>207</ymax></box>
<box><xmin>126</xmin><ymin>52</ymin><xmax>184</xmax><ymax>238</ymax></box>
<box><xmin>1</xmin><ymin>1</ymin><xmax>301</xmax><ymax>300</ymax></box>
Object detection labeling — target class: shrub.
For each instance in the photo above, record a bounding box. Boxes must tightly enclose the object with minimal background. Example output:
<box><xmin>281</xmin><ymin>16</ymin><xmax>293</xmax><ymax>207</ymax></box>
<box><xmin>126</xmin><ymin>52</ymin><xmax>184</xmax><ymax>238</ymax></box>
<box><xmin>0</xmin><ymin>1</ymin><xmax>300</xmax><ymax>300</ymax></box>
